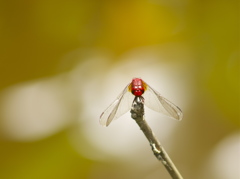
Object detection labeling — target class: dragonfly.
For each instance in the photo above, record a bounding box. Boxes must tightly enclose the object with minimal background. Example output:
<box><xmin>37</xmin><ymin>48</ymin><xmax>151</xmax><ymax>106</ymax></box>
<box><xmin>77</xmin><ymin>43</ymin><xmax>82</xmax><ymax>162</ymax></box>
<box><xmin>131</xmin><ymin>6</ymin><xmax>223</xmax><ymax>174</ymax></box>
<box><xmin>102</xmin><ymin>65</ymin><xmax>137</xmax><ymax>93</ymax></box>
<box><xmin>100</xmin><ymin>78</ymin><xmax>183</xmax><ymax>126</ymax></box>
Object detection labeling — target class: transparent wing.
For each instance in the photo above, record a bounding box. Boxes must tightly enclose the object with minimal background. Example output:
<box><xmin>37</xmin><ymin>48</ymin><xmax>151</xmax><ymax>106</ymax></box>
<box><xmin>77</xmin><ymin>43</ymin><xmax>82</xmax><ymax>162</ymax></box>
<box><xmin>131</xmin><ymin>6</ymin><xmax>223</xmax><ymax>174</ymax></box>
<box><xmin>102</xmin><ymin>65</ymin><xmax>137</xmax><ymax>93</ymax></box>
<box><xmin>100</xmin><ymin>83</ymin><xmax>134</xmax><ymax>126</ymax></box>
<box><xmin>143</xmin><ymin>83</ymin><xmax>183</xmax><ymax>120</ymax></box>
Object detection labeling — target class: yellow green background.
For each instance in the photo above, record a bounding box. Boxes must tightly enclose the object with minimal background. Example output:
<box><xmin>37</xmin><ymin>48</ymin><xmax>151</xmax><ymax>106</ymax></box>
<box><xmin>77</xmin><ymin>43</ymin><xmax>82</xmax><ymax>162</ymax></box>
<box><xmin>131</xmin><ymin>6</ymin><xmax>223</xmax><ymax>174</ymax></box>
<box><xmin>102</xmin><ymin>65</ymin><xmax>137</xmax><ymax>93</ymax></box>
<box><xmin>0</xmin><ymin>0</ymin><xmax>239</xmax><ymax>179</ymax></box>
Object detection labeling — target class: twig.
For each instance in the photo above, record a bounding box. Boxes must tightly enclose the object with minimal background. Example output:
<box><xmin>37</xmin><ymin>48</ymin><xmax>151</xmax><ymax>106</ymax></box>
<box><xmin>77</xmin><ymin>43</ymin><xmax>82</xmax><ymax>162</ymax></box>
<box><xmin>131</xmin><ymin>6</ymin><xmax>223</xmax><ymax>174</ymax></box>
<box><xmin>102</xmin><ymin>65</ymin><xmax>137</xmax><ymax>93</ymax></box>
<box><xmin>130</xmin><ymin>96</ymin><xmax>183</xmax><ymax>179</ymax></box>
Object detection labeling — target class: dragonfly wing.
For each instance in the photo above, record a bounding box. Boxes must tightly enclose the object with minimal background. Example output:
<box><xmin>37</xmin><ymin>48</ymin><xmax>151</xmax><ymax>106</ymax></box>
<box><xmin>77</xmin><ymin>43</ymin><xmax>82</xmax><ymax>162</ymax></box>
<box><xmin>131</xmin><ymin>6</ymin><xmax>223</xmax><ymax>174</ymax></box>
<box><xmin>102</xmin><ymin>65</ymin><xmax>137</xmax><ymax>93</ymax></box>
<box><xmin>143</xmin><ymin>83</ymin><xmax>183</xmax><ymax>121</ymax></box>
<box><xmin>100</xmin><ymin>83</ymin><xmax>134</xmax><ymax>126</ymax></box>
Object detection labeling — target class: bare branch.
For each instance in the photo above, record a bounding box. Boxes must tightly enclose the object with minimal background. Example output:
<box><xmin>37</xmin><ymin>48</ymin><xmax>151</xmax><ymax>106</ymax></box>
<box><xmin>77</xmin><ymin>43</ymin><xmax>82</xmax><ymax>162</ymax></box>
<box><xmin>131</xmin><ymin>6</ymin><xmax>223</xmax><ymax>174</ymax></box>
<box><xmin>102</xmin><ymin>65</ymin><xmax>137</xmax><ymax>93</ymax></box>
<box><xmin>130</xmin><ymin>96</ymin><xmax>183</xmax><ymax>179</ymax></box>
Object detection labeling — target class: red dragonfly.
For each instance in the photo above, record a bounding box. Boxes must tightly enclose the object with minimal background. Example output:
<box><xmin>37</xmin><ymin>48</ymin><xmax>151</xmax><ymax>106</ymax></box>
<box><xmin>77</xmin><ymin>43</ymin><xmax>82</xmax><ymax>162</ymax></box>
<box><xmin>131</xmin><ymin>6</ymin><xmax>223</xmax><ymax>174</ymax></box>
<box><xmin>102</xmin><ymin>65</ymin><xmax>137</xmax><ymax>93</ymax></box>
<box><xmin>100</xmin><ymin>78</ymin><xmax>183</xmax><ymax>126</ymax></box>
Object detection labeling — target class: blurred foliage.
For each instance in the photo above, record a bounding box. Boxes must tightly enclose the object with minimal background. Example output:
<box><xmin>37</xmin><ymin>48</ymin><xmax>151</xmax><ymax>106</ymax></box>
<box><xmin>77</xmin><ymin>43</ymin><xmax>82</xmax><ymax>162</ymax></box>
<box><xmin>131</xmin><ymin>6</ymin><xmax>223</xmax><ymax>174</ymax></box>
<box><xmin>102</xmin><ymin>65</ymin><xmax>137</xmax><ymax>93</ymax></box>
<box><xmin>0</xmin><ymin>0</ymin><xmax>239</xmax><ymax>178</ymax></box>
<box><xmin>0</xmin><ymin>131</ymin><xmax>94</xmax><ymax>179</ymax></box>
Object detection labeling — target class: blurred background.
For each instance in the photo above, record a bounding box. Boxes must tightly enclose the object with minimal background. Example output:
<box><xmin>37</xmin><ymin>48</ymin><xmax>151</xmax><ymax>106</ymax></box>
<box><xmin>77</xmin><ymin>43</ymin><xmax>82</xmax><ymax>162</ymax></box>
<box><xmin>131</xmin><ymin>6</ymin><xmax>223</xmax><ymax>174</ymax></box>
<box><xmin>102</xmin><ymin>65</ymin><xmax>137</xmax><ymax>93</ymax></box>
<box><xmin>0</xmin><ymin>0</ymin><xmax>239</xmax><ymax>179</ymax></box>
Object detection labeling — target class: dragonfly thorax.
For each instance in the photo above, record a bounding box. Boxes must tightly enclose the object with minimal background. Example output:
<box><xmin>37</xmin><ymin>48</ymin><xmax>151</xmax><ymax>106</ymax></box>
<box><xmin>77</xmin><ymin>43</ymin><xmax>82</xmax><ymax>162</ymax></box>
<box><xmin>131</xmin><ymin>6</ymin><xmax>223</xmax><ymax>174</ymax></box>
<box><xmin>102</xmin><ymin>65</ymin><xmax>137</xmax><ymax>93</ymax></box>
<box><xmin>132</xmin><ymin>89</ymin><xmax>144</xmax><ymax>96</ymax></box>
